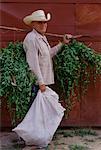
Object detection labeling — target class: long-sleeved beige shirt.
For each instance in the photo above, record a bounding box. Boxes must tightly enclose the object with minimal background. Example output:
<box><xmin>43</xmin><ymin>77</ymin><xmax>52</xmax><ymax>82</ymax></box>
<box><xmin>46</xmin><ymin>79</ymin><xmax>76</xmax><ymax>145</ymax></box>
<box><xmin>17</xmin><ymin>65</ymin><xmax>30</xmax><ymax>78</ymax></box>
<box><xmin>23</xmin><ymin>29</ymin><xmax>62</xmax><ymax>85</ymax></box>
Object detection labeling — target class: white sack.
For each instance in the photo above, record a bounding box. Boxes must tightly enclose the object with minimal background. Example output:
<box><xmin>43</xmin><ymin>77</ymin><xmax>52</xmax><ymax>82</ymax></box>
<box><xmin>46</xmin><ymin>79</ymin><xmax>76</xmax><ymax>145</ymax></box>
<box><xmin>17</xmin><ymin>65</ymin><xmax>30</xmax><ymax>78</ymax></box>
<box><xmin>12</xmin><ymin>87</ymin><xmax>65</xmax><ymax>147</ymax></box>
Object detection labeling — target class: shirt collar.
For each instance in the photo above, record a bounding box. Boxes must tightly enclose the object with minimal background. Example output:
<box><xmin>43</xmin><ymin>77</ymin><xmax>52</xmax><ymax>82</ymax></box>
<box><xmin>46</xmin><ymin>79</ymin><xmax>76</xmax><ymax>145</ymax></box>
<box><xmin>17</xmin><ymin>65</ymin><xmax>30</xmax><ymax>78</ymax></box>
<box><xmin>32</xmin><ymin>28</ymin><xmax>50</xmax><ymax>48</ymax></box>
<box><xmin>32</xmin><ymin>28</ymin><xmax>46</xmax><ymax>39</ymax></box>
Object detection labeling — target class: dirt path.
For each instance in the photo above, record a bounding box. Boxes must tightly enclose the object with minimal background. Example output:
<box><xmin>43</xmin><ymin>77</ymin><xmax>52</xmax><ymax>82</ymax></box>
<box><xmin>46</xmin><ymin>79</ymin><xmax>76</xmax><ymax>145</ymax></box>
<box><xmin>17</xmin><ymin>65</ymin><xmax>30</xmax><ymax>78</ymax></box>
<box><xmin>1</xmin><ymin>128</ymin><xmax>101</xmax><ymax>150</ymax></box>
<box><xmin>47</xmin><ymin>129</ymin><xmax>101</xmax><ymax>150</ymax></box>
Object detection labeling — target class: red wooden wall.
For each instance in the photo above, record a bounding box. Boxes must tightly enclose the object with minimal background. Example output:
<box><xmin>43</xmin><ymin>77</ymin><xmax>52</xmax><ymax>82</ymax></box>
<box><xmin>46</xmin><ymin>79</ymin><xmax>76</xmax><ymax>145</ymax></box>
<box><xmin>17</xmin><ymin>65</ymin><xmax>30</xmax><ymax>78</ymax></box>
<box><xmin>0</xmin><ymin>0</ymin><xmax>101</xmax><ymax>128</ymax></box>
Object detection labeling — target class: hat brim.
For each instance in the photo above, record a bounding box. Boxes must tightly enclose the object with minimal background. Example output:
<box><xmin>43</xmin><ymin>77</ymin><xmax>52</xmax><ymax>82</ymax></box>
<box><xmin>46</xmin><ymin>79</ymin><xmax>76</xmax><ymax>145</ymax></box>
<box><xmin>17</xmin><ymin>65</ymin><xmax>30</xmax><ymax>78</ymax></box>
<box><xmin>23</xmin><ymin>13</ymin><xmax>51</xmax><ymax>25</ymax></box>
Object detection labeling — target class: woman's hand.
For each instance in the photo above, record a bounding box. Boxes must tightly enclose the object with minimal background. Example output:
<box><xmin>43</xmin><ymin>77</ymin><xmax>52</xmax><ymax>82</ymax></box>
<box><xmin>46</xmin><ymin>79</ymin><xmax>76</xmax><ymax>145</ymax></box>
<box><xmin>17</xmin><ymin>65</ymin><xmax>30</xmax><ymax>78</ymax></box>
<box><xmin>39</xmin><ymin>84</ymin><xmax>46</xmax><ymax>92</ymax></box>
<box><xmin>62</xmin><ymin>34</ymin><xmax>73</xmax><ymax>44</ymax></box>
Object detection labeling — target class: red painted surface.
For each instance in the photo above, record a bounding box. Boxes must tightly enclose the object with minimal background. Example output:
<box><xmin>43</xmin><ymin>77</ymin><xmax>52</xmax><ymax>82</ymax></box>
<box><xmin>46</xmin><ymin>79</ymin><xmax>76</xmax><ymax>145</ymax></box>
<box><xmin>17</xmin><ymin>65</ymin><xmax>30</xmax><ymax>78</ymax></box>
<box><xmin>1</xmin><ymin>0</ymin><xmax>101</xmax><ymax>3</ymax></box>
<box><xmin>1</xmin><ymin>97</ymin><xmax>11</xmax><ymax>128</ymax></box>
<box><xmin>0</xmin><ymin>1</ymin><xmax>101</xmax><ymax>127</ymax></box>
<box><xmin>61</xmin><ymin>77</ymin><xmax>101</xmax><ymax>127</ymax></box>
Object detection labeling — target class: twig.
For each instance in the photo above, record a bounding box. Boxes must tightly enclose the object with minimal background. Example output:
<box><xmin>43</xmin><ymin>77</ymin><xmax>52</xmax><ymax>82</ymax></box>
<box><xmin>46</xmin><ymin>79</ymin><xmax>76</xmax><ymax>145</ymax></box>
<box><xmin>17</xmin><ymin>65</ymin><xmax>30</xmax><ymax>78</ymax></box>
<box><xmin>0</xmin><ymin>25</ymin><xmax>27</xmax><ymax>32</ymax></box>
<box><xmin>0</xmin><ymin>25</ymin><xmax>90</xmax><ymax>39</ymax></box>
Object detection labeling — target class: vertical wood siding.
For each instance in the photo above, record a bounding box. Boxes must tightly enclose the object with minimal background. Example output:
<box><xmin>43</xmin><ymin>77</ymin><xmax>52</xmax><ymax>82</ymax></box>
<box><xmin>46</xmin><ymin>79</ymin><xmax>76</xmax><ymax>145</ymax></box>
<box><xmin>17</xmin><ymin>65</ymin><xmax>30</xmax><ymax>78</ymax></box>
<box><xmin>0</xmin><ymin>1</ymin><xmax>101</xmax><ymax>127</ymax></box>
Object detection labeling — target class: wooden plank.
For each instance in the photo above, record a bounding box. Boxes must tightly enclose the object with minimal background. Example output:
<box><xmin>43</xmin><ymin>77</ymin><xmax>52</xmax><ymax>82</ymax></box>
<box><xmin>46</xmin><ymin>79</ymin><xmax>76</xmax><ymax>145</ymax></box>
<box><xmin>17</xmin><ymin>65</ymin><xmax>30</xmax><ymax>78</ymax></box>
<box><xmin>1</xmin><ymin>1</ymin><xmax>101</xmax><ymax>127</ymax></box>
<box><xmin>61</xmin><ymin>102</ymin><xmax>81</xmax><ymax>127</ymax></box>
<box><xmin>89</xmin><ymin>42</ymin><xmax>101</xmax><ymax>52</ymax></box>
<box><xmin>0</xmin><ymin>3</ymin><xmax>75</xmax><ymax>36</ymax></box>
<box><xmin>80</xmin><ymin>77</ymin><xmax>101</xmax><ymax>126</ymax></box>
<box><xmin>1</xmin><ymin>97</ymin><xmax>11</xmax><ymax>128</ymax></box>
<box><xmin>1</xmin><ymin>0</ymin><xmax>101</xmax><ymax>4</ymax></box>
<box><xmin>76</xmin><ymin>4</ymin><xmax>101</xmax><ymax>37</ymax></box>
<box><xmin>0</xmin><ymin>3</ymin><xmax>75</xmax><ymax>26</ymax></box>
<box><xmin>61</xmin><ymin>74</ymin><xmax>101</xmax><ymax>127</ymax></box>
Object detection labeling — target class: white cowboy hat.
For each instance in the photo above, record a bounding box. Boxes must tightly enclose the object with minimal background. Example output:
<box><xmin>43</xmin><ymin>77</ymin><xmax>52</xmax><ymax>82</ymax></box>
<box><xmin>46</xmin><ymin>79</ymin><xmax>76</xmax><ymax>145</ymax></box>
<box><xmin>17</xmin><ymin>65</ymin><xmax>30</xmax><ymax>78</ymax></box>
<box><xmin>23</xmin><ymin>10</ymin><xmax>51</xmax><ymax>25</ymax></box>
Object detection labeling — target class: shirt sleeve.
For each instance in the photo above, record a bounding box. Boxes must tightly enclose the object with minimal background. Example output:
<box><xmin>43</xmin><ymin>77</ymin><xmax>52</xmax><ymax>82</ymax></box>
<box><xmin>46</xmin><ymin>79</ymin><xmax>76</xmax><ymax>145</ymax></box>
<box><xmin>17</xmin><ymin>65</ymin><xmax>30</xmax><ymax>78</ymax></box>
<box><xmin>50</xmin><ymin>42</ymin><xmax>63</xmax><ymax>57</ymax></box>
<box><xmin>23</xmin><ymin>38</ymin><xmax>44</xmax><ymax>85</ymax></box>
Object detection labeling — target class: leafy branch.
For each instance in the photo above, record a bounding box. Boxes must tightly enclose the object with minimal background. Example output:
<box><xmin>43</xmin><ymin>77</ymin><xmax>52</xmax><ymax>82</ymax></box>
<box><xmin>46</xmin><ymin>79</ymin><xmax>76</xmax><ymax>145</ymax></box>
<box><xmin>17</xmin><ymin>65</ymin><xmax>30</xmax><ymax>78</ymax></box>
<box><xmin>54</xmin><ymin>40</ymin><xmax>101</xmax><ymax>113</ymax></box>
<box><xmin>0</xmin><ymin>40</ymin><xmax>101</xmax><ymax>123</ymax></box>
<box><xmin>0</xmin><ymin>42</ymin><xmax>36</xmax><ymax>124</ymax></box>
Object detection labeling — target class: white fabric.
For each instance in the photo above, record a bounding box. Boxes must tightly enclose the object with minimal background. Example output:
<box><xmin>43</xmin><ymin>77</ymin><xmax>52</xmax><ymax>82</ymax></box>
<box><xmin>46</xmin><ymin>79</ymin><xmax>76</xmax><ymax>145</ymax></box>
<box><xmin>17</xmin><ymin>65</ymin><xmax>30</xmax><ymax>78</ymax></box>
<box><xmin>23</xmin><ymin>29</ymin><xmax>62</xmax><ymax>85</ymax></box>
<box><xmin>23</xmin><ymin>10</ymin><xmax>51</xmax><ymax>25</ymax></box>
<box><xmin>12</xmin><ymin>87</ymin><xmax>65</xmax><ymax>148</ymax></box>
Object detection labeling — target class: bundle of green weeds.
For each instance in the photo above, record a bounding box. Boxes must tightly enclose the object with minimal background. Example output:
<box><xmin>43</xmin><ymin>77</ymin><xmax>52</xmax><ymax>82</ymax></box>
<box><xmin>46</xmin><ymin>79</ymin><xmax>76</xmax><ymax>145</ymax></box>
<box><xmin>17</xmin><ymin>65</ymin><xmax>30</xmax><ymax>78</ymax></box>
<box><xmin>54</xmin><ymin>40</ymin><xmax>101</xmax><ymax>112</ymax></box>
<box><xmin>0</xmin><ymin>42</ymin><xmax>36</xmax><ymax>123</ymax></box>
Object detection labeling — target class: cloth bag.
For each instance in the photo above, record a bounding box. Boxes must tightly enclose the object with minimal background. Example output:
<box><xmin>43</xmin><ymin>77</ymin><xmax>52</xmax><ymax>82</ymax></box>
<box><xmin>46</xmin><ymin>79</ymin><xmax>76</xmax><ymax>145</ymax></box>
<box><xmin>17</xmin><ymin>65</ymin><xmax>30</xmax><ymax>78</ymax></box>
<box><xmin>12</xmin><ymin>87</ymin><xmax>65</xmax><ymax>148</ymax></box>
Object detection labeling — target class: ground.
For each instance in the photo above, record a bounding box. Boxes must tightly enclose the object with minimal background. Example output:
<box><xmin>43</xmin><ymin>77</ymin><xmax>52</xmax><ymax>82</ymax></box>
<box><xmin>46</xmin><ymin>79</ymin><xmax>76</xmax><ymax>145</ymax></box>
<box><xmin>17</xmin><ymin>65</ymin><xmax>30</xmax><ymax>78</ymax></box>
<box><xmin>1</xmin><ymin>128</ymin><xmax>101</xmax><ymax>150</ymax></box>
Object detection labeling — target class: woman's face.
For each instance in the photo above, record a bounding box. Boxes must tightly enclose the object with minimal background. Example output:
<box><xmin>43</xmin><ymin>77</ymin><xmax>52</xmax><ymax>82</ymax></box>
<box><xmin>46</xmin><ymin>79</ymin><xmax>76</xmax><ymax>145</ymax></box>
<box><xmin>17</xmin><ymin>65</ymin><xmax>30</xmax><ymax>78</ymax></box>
<box><xmin>31</xmin><ymin>21</ymin><xmax>48</xmax><ymax>35</ymax></box>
